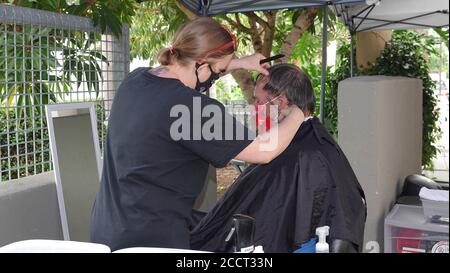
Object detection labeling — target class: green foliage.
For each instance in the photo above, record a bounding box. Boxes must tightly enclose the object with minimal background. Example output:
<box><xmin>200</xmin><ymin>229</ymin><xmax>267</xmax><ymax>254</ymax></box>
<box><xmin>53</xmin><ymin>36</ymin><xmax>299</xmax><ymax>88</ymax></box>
<box><xmin>301</xmin><ymin>43</ymin><xmax>349</xmax><ymax>138</ymax></box>
<box><xmin>130</xmin><ymin>0</ymin><xmax>187</xmax><ymax>63</ymax></box>
<box><xmin>1</xmin><ymin>102</ymin><xmax>106</xmax><ymax>181</ymax></box>
<box><xmin>0</xmin><ymin>26</ymin><xmax>108</xmax><ymax>125</ymax></box>
<box><xmin>428</xmin><ymin>45</ymin><xmax>448</xmax><ymax>74</ymax></box>
<box><xmin>214</xmin><ymin>80</ymin><xmax>230</xmax><ymax>103</ymax></box>
<box><xmin>320</xmin><ymin>30</ymin><xmax>444</xmax><ymax>169</ymax></box>
<box><xmin>230</xmin><ymin>85</ymin><xmax>245</xmax><ymax>101</ymax></box>
<box><xmin>270</xmin><ymin>9</ymin><xmax>299</xmax><ymax>55</ymax></box>
<box><xmin>365</xmin><ymin>30</ymin><xmax>442</xmax><ymax>169</ymax></box>
<box><xmin>293</xmin><ymin>20</ymin><xmax>350</xmax><ymax>138</ymax></box>
<box><xmin>1</xmin><ymin>106</ymin><xmax>51</xmax><ymax>181</ymax></box>
<box><xmin>290</xmin><ymin>31</ymin><xmax>322</xmax><ymax>65</ymax></box>
<box><xmin>427</xmin><ymin>30</ymin><xmax>449</xmax><ymax>74</ymax></box>
<box><xmin>271</xmin><ymin>8</ymin><xmax>338</xmax><ymax>58</ymax></box>
<box><xmin>215</xmin><ymin>78</ymin><xmax>245</xmax><ymax>104</ymax></box>
<box><xmin>433</xmin><ymin>27</ymin><xmax>449</xmax><ymax>49</ymax></box>
<box><xmin>2</xmin><ymin>0</ymin><xmax>137</xmax><ymax>38</ymax></box>
<box><xmin>325</xmin><ymin>43</ymin><xmax>351</xmax><ymax>137</ymax></box>
<box><xmin>0</xmin><ymin>1</ymin><xmax>132</xmax><ymax>119</ymax></box>
<box><xmin>0</xmin><ymin>1</ymin><xmax>121</xmax><ymax>181</ymax></box>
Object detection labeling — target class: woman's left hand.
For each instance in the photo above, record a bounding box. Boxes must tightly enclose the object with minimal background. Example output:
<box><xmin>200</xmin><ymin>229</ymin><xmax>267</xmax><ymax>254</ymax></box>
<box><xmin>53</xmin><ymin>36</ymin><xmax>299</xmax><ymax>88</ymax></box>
<box><xmin>227</xmin><ymin>53</ymin><xmax>270</xmax><ymax>76</ymax></box>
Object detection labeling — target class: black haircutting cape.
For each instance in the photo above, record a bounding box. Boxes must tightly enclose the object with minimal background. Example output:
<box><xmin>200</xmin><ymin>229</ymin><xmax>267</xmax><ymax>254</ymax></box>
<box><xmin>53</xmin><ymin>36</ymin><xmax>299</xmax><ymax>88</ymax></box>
<box><xmin>190</xmin><ymin>117</ymin><xmax>367</xmax><ymax>253</ymax></box>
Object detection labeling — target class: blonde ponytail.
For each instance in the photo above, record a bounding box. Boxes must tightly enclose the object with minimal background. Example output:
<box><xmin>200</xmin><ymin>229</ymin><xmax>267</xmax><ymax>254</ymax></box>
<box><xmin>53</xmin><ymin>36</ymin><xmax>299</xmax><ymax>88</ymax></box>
<box><xmin>158</xmin><ymin>47</ymin><xmax>174</xmax><ymax>66</ymax></box>
<box><xmin>157</xmin><ymin>17</ymin><xmax>236</xmax><ymax>67</ymax></box>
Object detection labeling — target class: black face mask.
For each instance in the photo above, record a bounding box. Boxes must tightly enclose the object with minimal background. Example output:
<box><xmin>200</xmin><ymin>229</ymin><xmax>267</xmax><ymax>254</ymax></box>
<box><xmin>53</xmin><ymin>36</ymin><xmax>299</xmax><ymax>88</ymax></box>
<box><xmin>195</xmin><ymin>63</ymin><xmax>221</xmax><ymax>93</ymax></box>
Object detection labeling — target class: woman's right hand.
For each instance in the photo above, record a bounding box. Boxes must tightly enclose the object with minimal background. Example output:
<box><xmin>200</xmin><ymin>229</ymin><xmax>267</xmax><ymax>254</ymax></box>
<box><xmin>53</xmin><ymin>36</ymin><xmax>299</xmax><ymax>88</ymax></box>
<box><xmin>226</xmin><ymin>53</ymin><xmax>270</xmax><ymax>76</ymax></box>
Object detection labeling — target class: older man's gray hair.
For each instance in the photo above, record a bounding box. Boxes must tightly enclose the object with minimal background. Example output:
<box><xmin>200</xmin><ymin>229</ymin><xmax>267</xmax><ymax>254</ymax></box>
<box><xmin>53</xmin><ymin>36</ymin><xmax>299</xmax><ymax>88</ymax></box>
<box><xmin>259</xmin><ymin>63</ymin><xmax>315</xmax><ymax>114</ymax></box>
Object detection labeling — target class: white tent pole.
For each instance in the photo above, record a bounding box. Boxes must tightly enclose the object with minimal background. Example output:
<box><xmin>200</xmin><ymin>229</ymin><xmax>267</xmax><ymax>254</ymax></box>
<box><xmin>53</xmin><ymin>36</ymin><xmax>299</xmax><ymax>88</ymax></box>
<box><xmin>320</xmin><ymin>5</ymin><xmax>328</xmax><ymax>123</ymax></box>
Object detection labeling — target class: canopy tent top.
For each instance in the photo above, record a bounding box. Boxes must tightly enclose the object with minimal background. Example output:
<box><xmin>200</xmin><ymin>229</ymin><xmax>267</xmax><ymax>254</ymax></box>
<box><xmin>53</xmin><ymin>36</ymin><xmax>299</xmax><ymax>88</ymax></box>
<box><xmin>178</xmin><ymin>0</ymin><xmax>365</xmax><ymax>16</ymax></box>
<box><xmin>339</xmin><ymin>0</ymin><xmax>449</xmax><ymax>33</ymax></box>
<box><xmin>177</xmin><ymin>0</ymin><xmax>449</xmax><ymax>31</ymax></box>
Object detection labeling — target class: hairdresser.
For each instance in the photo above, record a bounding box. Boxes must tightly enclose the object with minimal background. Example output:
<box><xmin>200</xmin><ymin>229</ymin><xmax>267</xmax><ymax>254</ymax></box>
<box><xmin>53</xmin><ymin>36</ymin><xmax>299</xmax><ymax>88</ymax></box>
<box><xmin>90</xmin><ymin>17</ymin><xmax>304</xmax><ymax>251</ymax></box>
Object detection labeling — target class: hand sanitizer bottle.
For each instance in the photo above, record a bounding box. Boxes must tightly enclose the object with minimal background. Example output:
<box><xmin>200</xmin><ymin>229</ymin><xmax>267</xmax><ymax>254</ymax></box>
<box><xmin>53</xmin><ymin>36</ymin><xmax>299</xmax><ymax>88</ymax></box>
<box><xmin>315</xmin><ymin>226</ymin><xmax>330</xmax><ymax>253</ymax></box>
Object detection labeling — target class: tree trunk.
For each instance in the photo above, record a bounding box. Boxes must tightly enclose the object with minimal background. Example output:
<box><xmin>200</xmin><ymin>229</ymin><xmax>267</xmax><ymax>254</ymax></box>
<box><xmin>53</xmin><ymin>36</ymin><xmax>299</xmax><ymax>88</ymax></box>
<box><xmin>237</xmin><ymin>11</ymin><xmax>277</xmax><ymax>100</ymax></box>
<box><xmin>261</xmin><ymin>11</ymin><xmax>276</xmax><ymax>58</ymax></box>
<box><xmin>246</xmin><ymin>14</ymin><xmax>264</xmax><ymax>53</ymax></box>
<box><xmin>231</xmin><ymin>70</ymin><xmax>256</xmax><ymax>103</ymax></box>
<box><xmin>278</xmin><ymin>8</ymin><xmax>319</xmax><ymax>64</ymax></box>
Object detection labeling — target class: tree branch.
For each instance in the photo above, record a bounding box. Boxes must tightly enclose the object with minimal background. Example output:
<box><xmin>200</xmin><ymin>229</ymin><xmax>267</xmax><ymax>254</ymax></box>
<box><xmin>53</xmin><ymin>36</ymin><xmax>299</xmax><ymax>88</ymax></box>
<box><xmin>246</xmin><ymin>12</ymin><xmax>270</xmax><ymax>29</ymax></box>
<box><xmin>261</xmin><ymin>11</ymin><xmax>277</xmax><ymax>57</ymax></box>
<box><xmin>231</xmin><ymin>70</ymin><xmax>256</xmax><ymax>103</ymax></box>
<box><xmin>175</xmin><ymin>0</ymin><xmax>198</xmax><ymax>21</ymax></box>
<box><xmin>219</xmin><ymin>14</ymin><xmax>252</xmax><ymax>34</ymax></box>
<box><xmin>229</xmin><ymin>13</ymin><xmax>270</xmax><ymax>101</ymax></box>
<box><xmin>278</xmin><ymin>8</ymin><xmax>319</xmax><ymax>63</ymax></box>
<box><xmin>227</xmin><ymin>12</ymin><xmax>278</xmax><ymax>101</ymax></box>
<box><xmin>234</xmin><ymin>13</ymin><xmax>243</xmax><ymax>27</ymax></box>
<box><xmin>246</xmin><ymin>14</ymin><xmax>263</xmax><ymax>53</ymax></box>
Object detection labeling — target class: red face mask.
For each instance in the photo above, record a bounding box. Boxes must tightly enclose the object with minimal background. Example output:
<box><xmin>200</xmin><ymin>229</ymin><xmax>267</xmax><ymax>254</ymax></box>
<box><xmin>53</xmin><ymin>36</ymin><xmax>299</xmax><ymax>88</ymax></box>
<box><xmin>254</xmin><ymin>106</ymin><xmax>271</xmax><ymax>132</ymax></box>
<box><xmin>252</xmin><ymin>94</ymin><xmax>282</xmax><ymax>133</ymax></box>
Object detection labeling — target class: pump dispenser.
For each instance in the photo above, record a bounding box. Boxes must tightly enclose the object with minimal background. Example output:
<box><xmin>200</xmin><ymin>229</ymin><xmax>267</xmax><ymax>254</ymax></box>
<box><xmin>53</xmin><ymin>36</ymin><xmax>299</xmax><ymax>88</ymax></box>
<box><xmin>315</xmin><ymin>226</ymin><xmax>330</xmax><ymax>253</ymax></box>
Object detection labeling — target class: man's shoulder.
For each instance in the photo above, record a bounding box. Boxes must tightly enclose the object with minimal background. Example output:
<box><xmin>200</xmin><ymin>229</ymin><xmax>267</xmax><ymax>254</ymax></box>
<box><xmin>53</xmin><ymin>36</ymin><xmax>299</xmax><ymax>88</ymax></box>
<box><xmin>309</xmin><ymin>118</ymin><xmax>337</xmax><ymax>143</ymax></box>
<box><xmin>286</xmin><ymin>119</ymin><xmax>343</xmax><ymax>162</ymax></box>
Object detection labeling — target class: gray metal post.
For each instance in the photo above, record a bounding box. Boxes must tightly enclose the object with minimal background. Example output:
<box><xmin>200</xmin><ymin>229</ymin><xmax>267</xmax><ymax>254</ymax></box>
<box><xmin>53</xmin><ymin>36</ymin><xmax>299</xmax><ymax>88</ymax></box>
<box><xmin>201</xmin><ymin>0</ymin><xmax>209</xmax><ymax>16</ymax></box>
<box><xmin>320</xmin><ymin>6</ymin><xmax>328</xmax><ymax>123</ymax></box>
<box><xmin>350</xmin><ymin>32</ymin><xmax>355</xmax><ymax>78</ymax></box>
<box><xmin>350</xmin><ymin>33</ymin><xmax>354</xmax><ymax>77</ymax></box>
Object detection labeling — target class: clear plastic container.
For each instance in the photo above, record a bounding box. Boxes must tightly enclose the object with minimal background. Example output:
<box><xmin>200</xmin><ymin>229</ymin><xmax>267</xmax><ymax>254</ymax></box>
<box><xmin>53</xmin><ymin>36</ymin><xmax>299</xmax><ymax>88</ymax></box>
<box><xmin>421</xmin><ymin>198</ymin><xmax>449</xmax><ymax>219</ymax></box>
<box><xmin>389</xmin><ymin>226</ymin><xmax>447</xmax><ymax>253</ymax></box>
<box><xmin>384</xmin><ymin>204</ymin><xmax>449</xmax><ymax>253</ymax></box>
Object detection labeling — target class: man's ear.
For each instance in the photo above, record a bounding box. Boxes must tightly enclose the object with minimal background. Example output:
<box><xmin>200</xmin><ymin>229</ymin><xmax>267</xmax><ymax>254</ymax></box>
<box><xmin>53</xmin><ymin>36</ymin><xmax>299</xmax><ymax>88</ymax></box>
<box><xmin>278</xmin><ymin>94</ymin><xmax>290</xmax><ymax>109</ymax></box>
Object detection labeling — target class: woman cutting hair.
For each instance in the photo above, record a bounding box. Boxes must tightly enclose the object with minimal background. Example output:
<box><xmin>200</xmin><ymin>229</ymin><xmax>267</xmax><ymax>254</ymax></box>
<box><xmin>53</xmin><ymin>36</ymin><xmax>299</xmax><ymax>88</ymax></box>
<box><xmin>90</xmin><ymin>17</ymin><xmax>304</xmax><ymax>251</ymax></box>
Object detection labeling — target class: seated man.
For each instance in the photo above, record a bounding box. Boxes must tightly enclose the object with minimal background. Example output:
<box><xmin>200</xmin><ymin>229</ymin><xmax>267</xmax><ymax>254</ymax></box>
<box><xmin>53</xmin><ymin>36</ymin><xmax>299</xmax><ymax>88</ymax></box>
<box><xmin>190</xmin><ymin>64</ymin><xmax>367</xmax><ymax>253</ymax></box>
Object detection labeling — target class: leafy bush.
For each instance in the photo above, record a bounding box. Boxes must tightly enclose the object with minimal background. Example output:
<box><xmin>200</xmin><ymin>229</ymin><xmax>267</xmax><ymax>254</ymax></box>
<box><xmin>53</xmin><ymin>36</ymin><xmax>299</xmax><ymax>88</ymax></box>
<box><xmin>0</xmin><ymin>107</ymin><xmax>51</xmax><ymax>181</ymax></box>
<box><xmin>215</xmin><ymin>78</ymin><xmax>246</xmax><ymax>104</ymax></box>
<box><xmin>1</xmin><ymin>102</ymin><xmax>107</xmax><ymax>182</ymax></box>
<box><xmin>0</xmin><ymin>1</ymin><xmax>129</xmax><ymax>181</ymax></box>
<box><xmin>307</xmin><ymin>30</ymin><xmax>442</xmax><ymax>169</ymax></box>
<box><xmin>301</xmin><ymin>42</ymin><xmax>350</xmax><ymax>138</ymax></box>
<box><xmin>365</xmin><ymin>30</ymin><xmax>442</xmax><ymax>169</ymax></box>
<box><xmin>1</xmin><ymin>0</ymin><xmax>136</xmax><ymax>38</ymax></box>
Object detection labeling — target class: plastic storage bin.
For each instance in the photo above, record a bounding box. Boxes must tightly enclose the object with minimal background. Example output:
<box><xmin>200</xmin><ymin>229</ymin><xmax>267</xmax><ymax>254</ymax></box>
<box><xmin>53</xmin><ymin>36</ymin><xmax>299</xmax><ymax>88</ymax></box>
<box><xmin>384</xmin><ymin>204</ymin><xmax>449</xmax><ymax>253</ymax></box>
<box><xmin>421</xmin><ymin>198</ymin><xmax>449</xmax><ymax>219</ymax></box>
